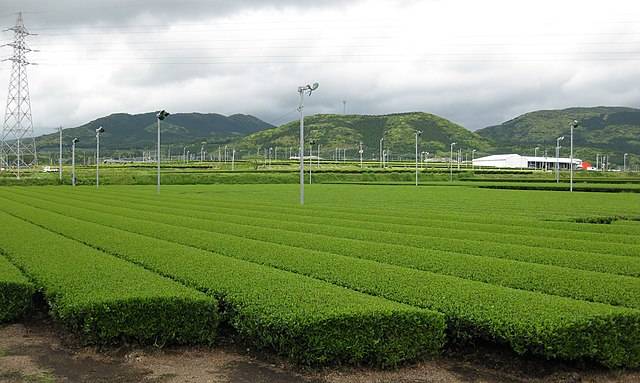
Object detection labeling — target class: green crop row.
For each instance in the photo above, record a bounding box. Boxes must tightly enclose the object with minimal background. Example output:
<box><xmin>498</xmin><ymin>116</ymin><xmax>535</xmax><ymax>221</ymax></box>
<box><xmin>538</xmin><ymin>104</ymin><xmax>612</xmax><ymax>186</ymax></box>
<box><xmin>0</xmin><ymin>201</ymin><xmax>445</xmax><ymax>367</ymax></box>
<box><xmin>3</xmin><ymin>194</ymin><xmax>638</xmax><ymax>368</ymax></box>
<box><xmin>98</xmin><ymin>187</ymin><xmax>640</xmax><ymax>246</ymax></box>
<box><xmin>61</xmin><ymin>189</ymin><xmax>640</xmax><ymax>262</ymax></box>
<box><xmin>0</xmin><ymin>211</ymin><xmax>219</xmax><ymax>346</ymax></box>
<box><xmin>81</xmin><ymin>185</ymin><xmax>640</xmax><ymax>240</ymax></box>
<box><xmin>18</xmin><ymin>190</ymin><xmax>639</xmax><ymax>278</ymax></box>
<box><xmin>0</xmin><ymin>255</ymin><xmax>34</xmax><ymax>322</ymax></box>
<box><xmin>114</xmin><ymin>191</ymin><xmax>640</xmax><ymax>246</ymax></box>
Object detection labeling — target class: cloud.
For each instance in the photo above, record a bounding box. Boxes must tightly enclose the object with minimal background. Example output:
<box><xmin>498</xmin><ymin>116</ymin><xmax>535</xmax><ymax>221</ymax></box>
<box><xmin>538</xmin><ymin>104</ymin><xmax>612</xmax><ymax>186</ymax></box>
<box><xmin>0</xmin><ymin>0</ymin><xmax>639</xmax><ymax>136</ymax></box>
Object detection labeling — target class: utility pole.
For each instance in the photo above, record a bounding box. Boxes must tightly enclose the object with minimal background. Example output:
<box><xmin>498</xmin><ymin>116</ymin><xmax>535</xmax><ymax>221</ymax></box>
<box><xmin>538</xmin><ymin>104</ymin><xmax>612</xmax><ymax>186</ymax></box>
<box><xmin>297</xmin><ymin>82</ymin><xmax>319</xmax><ymax>205</ymax></box>
<box><xmin>570</xmin><ymin>120</ymin><xmax>578</xmax><ymax>192</ymax></box>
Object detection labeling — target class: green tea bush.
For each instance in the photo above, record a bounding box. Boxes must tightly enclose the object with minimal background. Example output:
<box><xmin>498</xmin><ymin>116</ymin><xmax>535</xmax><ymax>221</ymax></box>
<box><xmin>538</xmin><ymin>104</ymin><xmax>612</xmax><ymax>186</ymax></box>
<box><xmin>0</xmin><ymin>255</ymin><xmax>34</xmax><ymax>322</ymax></box>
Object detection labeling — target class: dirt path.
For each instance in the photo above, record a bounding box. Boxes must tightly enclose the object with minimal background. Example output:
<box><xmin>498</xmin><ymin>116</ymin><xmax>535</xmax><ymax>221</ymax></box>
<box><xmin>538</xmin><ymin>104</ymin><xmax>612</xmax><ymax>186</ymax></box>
<box><xmin>0</xmin><ymin>320</ymin><xmax>637</xmax><ymax>383</ymax></box>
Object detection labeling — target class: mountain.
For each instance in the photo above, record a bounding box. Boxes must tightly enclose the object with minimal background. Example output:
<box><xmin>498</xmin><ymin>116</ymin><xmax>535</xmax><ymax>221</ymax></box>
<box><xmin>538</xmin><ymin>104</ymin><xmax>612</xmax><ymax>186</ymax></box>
<box><xmin>36</xmin><ymin>112</ymin><xmax>273</xmax><ymax>153</ymax></box>
<box><xmin>234</xmin><ymin>112</ymin><xmax>493</xmax><ymax>159</ymax></box>
<box><xmin>477</xmin><ymin>107</ymin><xmax>640</xmax><ymax>165</ymax></box>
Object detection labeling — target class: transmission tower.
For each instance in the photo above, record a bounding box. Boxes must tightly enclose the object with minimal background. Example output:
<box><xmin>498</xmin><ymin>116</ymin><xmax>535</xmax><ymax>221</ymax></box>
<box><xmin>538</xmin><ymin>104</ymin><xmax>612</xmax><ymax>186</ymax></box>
<box><xmin>1</xmin><ymin>12</ymin><xmax>37</xmax><ymax>178</ymax></box>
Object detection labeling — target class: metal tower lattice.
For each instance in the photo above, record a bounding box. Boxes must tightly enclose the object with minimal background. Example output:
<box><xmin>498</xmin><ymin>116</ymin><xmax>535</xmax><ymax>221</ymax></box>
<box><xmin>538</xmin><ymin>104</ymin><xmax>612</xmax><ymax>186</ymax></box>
<box><xmin>1</xmin><ymin>12</ymin><xmax>36</xmax><ymax>178</ymax></box>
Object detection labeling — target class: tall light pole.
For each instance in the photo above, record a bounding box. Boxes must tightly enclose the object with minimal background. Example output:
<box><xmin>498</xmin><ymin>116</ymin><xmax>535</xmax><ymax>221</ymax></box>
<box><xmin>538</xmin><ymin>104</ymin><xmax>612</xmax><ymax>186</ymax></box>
<box><xmin>415</xmin><ymin>130</ymin><xmax>422</xmax><ymax>186</ymax></box>
<box><xmin>472</xmin><ymin>149</ymin><xmax>476</xmax><ymax>170</ymax></box>
<box><xmin>359</xmin><ymin>141</ymin><xmax>364</xmax><ymax>168</ymax></box>
<box><xmin>156</xmin><ymin>110</ymin><xmax>170</xmax><ymax>194</ymax></box>
<box><xmin>95</xmin><ymin>126</ymin><xmax>104</xmax><ymax>188</ymax></box>
<box><xmin>200</xmin><ymin>142</ymin><xmax>206</xmax><ymax>162</ymax></box>
<box><xmin>72</xmin><ymin>138</ymin><xmax>78</xmax><ymax>186</ymax></box>
<box><xmin>569</xmin><ymin>120</ymin><xmax>578</xmax><ymax>192</ymax></box>
<box><xmin>556</xmin><ymin>136</ymin><xmax>565</xmax><ymax>183</ymax></box>
<box><xmin>450</xmin><ymin>142</ymin><xmax>456</xmax><ymax>182</ymax></box>
<box><xmin>624</xmin><ymin>153</ymin><xmax>628</xmax><ymax>172</ymax></box>
<box><xmin>379</xmin><ymin>137</ymin><xmax>384</xmax><ymax>168</ymax></box>
<box><xmin>58</xmin><ymin>126</ymin><xmax>63</xmax><ymax>181</ymax></box>
<box><xmin>232</xmin><ymin>149</ymin><xmax>236</xmax><ymax>170</ymax></box>
<box><xmin>297</xmin><ymin>82</ymin><xmax>319</xmax><ymax>205</ymax></box>
<box><xmin>309</xmin><ymin>140</ymin><xmax>315</xmax><ymax>184</ymax></box>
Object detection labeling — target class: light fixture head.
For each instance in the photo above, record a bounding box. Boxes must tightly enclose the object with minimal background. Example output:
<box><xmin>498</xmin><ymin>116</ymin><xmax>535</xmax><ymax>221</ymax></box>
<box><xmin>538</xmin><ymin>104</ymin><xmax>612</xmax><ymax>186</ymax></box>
<box><xmin>559</xmin><ymin>136</ymin><xmax>565</xmax><ymax>141</ymax></box>
<box><xmin>416</xmin><ymin>130</ymin><xmax>422</xmax><ymax>136</ymax></box>
<box><xmin>157</xmin><ymin>110</ymin><xmax>170</xmax><ymax>120</ymax></box>
<box><xmin>96</xmin><ymin>127</ymin><xmax>104</xmax><ymax>134</ymax></box>
<box><xmin>311</xmin><ymin>82</ymin><xmax>319</xmax><ymax>91</ymax></box>
<box><xmin>72</xmin><ymin>137</ymin><xmax>79</xmax><ymax>144</ymax></box>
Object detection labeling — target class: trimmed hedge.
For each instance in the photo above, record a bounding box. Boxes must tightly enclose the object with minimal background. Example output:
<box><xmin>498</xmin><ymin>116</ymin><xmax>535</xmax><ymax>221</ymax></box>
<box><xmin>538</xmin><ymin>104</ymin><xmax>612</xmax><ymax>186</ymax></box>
<box><xmin>0</xmin><ymin>211</ymin><xmax>219</xmax><ymax>345</ymax></box>
<box><xmin>0</xmin><ymin>255</ymin><xmax>34</xmax><ymax>322</ymax></box>
<box><xmin>21</xmin><ymin>191</ymin><xmax>640</xmax><ymax>309</ymax></box>
<box><xmin>0</xmin><ymin>202</ymin><xmax>445</xmax><ymax>367</ymax></box>
<box><xmin>5</xmin><ymin>195</ymin><xmax>639</xmax><ymax>368</ymax></box>
<box><xmin>16</xmin><ymin>189</ymin><xmax>640</xmax><ymax>278</ymax></box>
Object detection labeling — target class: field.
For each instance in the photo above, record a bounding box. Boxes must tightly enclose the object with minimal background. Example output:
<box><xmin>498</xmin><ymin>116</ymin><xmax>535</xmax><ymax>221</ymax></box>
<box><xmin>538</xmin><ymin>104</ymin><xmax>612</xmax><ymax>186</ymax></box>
<box><xmin>1</xmin><ymin>183</ymin><xmax>640</xmax><ymax>372</ymax></box>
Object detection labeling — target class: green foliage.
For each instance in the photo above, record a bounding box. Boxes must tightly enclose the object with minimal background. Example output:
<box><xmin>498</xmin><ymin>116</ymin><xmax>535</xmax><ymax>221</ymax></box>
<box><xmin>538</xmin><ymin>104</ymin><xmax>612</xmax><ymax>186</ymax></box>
<box><xmin>235</xmin><ymin>112</ymin><xmax>494</xmax><ymax>158</ymax></box>
<box><xmin>35</xmin><ymin>112</ymin><xmax>273</xmax><ymax>153</ymax></box>
<box><xmin>0</xmin><ymin>212</ymin><xmax>219</xmax><ymax>345</ymax></box>
<box><xmin>0</xmin><ymin>197</ymin><xmax>445</xmax><ymax>367</ymax></box>
<box><xmin>0</xmin><ymin>255</ymin><xmax>34</xmax><ymax>322</ymax></box>
<box><xmin>477</xmin><ymin>106</ymin><xmax>640</xmax><ymax>167</ymax></box>
<box><xmin>3</xmin><ymin>187</ymin><xmax>640</xmax><ymax>367</ymax></box>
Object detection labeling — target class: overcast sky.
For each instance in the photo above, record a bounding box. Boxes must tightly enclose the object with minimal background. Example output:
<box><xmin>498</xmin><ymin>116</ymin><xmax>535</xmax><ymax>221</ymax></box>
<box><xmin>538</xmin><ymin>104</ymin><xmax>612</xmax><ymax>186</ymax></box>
<box><xmin>1</xmin><ymin>0</ymin><xmax>640</xmax><ymax>135</ymax></box>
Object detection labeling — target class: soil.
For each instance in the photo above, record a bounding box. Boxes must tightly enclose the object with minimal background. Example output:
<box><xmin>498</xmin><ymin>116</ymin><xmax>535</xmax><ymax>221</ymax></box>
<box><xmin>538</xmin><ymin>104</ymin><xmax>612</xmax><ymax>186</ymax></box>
<box><xmin>1</xmin><ymin>319</ymin><xmax>638</xmax><ymax>383</ymax></box>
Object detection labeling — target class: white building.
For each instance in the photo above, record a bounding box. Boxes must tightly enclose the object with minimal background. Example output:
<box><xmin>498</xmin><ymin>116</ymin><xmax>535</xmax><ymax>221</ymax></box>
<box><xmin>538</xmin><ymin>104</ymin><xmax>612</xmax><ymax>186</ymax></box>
<box><xmin>472</xmin><ymin>154</ymin><xmax>582</xmax><ymax>170</ymax></box>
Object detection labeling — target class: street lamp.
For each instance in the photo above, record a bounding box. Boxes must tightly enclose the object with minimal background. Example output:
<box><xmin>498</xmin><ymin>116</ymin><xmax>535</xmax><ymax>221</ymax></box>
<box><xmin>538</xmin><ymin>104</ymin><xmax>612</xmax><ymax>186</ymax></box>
<box><xmin>58</xmin><ymin>126</ymin><xmax>63</xmax><ymax>181</ymax></box>
<box><xmin>309</xmin><ymin>140</ymin><xmax>315</xmax><ymax>184</ymax></box>
<box><xmin>72</xmin><ymin>137</ymin><xmax>79</xmax><ymax>186</ymax></box>
<box><xmin>156</xmin><ymin>110</ymin><xmax>170</xmax><ymax>194</ymax></box>
<box><xmin>472</xmin><ymin>149</ymin><xmax>477</xmax><ymax>170</ymax></box>
<box><xmin>415</xmin><ymin>130</ymin><xmax>422</xmax><ymax>186</ymax></box>
<box><xmin>379</xmin><ymin>137</ymin><xmax>384</xmax><ymax>168</ymax></box>
<box><xmin>232</xmin><ymin>149</ymin><xmax>236</xmax><ymax>170</ymax></box>
<box><xmin>95</xmin><ymin>126</ymin><xmax>104</xmax><ymax>188</ymax></box>
<box><xmin>556</xmin><ymin>136</ymin><xmax>565</xmax><ymax>183</ymax></box>
<box><xmin>297</xmin><ymin>82</ymin><xmax>319</xmax><ymax>205</ymax></box>
<box><xmin>569</xmin><ymin>120</ymin><xmax>578</xmax><ymax>192</ymax></box>
<box><xmin>624</xmin><ymin>153</ymin><xmax>628</xmax><ymax>172</ymax></box>
<box><xmin>450</xmin><ymin>142</ymin><xmax>456</xmax><ymax>182</ymax></box>
<box><xmin>200</xmin><ymin>142</ymin><xmax>206</xmax><ymax>162</ymax></box>
<box><xmin>359</xmin><ymin>141</ymin><xmax>364</xmax><ymax>168</ymax></box>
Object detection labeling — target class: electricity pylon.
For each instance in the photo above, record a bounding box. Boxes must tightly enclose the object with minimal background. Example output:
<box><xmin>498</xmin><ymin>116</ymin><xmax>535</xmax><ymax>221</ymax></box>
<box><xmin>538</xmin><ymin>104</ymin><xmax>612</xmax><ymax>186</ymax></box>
<box><xmin>1</xmin><ymin>12</ymin><xmax>37</xmax><ymax>178</ymax></box>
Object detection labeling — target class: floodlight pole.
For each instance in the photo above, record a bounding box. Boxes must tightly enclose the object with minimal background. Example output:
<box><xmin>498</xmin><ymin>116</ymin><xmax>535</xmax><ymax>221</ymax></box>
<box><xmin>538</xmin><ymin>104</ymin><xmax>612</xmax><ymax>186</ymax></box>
<box><xmin>556</xmin><ymin>136</ymin><xmax>564</xmax><ymax>183</ymax></box>
<box><xmin>72</xmin><ymin>138</ymin><xmax>78</xmax><ymax>186</ymax></box>
<box><xmin>297</xmin><ymin>82</ymin><xmax>318</xmax><ymax>205</ymax></box>
<box><xmin>570</xmin><ymin>120</ymin><xmax>578</xmax><ymax>192</ymax></box>
<box><xmin>379</xmin><ymin>137</ymin><xmax>384</xmax><ymax>168</ymax></box>
<box><xmin>415</xmin><ymin>130</ymin><xmax>422</xmax><ymax>186</ymax></box>
<box><xmin>359</xmin><ymin>142</ymin><xmax>363</xmax><ymax>168</ymax></box>
<box><xmin>156</xmin><ymin>110</ymin><xmax>169</xmax><ymax>194</ymax></box>
<box><xmin>95</xmin><ymin>127</ymin><xmax>103</xmax><ymax>188</ymax></box>
<box><xmin>624</xmin><ymin>153</ymin><xmax>628</xmax><ymax>172</ymax></box>
<box><xmin>472</xmin><ymin>149</ymin><xmax>476</xmax><ymax>170</ymax></box>
<box><xmin>58</xmin><ymin>127</ymin><xmax>63</xmax><ymax>181</ymax></box>
<box><xmin>450</xmin><ymin>142</ymin><xmax>456</xmax><ymax>182</ymax></box>
<box><xmin>232</xmin><ymin>149</ymin><xmax>235</xmax><ymax>170</ymax></box>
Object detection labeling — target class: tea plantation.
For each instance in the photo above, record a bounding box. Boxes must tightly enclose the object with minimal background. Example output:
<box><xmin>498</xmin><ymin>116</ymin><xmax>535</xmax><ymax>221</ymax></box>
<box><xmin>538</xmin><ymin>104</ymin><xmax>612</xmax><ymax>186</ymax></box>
<box><xmin>0</xmin><ymin>184</ymin><xmax>639</xmax><ymax>368</ymax></box>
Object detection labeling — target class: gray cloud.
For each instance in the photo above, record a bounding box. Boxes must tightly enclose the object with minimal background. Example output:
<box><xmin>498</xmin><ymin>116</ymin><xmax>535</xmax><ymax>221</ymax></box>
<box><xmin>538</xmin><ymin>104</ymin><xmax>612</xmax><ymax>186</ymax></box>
<box><xmin>0</xmin><ymin>0</ymin><xmax>639</xmax><ymax>136</ymax></box>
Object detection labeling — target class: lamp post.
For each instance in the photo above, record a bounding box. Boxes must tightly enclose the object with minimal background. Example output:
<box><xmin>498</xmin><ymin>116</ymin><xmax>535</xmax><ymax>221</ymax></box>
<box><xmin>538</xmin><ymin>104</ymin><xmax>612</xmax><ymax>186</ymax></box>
<box><xmin>450</xmin><ymin>142</ymin><xmax>456</xmax><ymax>182</ymax></box>
<box><xmin>570</xmin><ymin>120</ymin><xmax>578</xmax><ymax>192</ymax></box>
<box><xmin>156</xmin><ymin>110</ymin><xmax>170</xmax><ymax>194</ymax></box>
<box><xmin>556</xmin><ymin>136</ymin><xmax>565</xmax><ymax>183</ymax></box>
<box><xmin>72</xmin><ymin>138</ymin><xmax>79</xmax><ymax>186</ymax></box>
<box><xmin>95</xmin><ymin>126</ymin><xmax>104</xmax><ymax>188</ymax></box>
<box><xmin>415</xmin><ymin>130</ymin><xmax>422</xmax><ymax>186</ymax></box>
<box><xmin>359</xmin><ymin>141</ymin><xmax>364</xmax><ymax>168</ymax></box>
<box><xmin>58</xmin><ymin>126</ymin><xmax>63</xmax><ymax>181</ymax></box>
<box><xmin>472</xmin><ymin>149</ymin><xmax>476</xmax><ymax>170</ymax></box>
<box><xmin>624</xmin><ymin>153</ymin><xmax>628</xmax><ymax>172</ymax></box>
<box><xmin>309</xmin><ymin>140</ymin><xmax>315</xmax><ymax>184</ymax></box>
<box><xmin>297</xmin><ymin>82</ymin><xmax>319</xmax><ymax>205</ymax></box>
<box><xmin>200</xmin><ymin>142</ymin><xmax>206</xmax><ymax>162</ymax></box>
<box><xmin>379</xmin><ymin>137</ymin><xmax>384</xmax><ymax>168</ymax></box>
<box><xmin>232</xmin><ymin>149</ymin><xmax>236</xmax><ymax>170</ymax></box>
